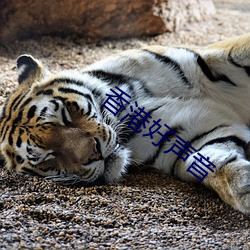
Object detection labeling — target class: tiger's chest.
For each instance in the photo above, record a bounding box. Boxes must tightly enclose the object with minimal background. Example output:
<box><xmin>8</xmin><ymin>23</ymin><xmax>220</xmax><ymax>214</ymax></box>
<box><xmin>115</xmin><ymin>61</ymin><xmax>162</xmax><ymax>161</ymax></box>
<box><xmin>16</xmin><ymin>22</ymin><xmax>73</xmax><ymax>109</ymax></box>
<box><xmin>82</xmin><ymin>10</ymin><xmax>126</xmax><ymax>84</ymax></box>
<box><xmin>99</xmin><ymin>80</ymin><xmax>243</xmax><ymax>172</ymax></box>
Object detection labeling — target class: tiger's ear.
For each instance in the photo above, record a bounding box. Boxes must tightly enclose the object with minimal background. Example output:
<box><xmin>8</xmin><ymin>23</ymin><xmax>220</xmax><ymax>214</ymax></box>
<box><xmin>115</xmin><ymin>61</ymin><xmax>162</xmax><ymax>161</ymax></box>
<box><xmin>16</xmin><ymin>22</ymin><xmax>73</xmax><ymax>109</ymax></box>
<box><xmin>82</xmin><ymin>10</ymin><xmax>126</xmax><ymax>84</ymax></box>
<box><xmin>17</xmin><ymin>55</ymin><xmax>44</xmax><ymax>86</ymax></box>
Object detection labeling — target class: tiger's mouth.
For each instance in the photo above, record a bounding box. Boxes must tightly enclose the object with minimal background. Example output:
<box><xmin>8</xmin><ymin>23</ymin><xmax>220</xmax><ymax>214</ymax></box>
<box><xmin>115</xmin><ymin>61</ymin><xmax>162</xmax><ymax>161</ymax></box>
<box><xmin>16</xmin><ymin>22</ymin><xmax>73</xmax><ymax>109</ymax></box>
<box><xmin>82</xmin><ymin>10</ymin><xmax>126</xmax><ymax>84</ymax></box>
<box><xmin>82</xmin><ymin>138</ymin><xmax>120</xmax><ymax>166</ymax></box>
<box><xmin>83</xmin><ymin>138</ymin><xmax>103</xmax><ymax>166</ymax></box>
<box><xmin>104</xmin><ymin>143</ymin><xmax>120</xmax><ymax>163</ymax></box>
<box><xmin>42</xmin><ymin>138</ymin><xmax>122</xmax><ymax>186</ymax></box>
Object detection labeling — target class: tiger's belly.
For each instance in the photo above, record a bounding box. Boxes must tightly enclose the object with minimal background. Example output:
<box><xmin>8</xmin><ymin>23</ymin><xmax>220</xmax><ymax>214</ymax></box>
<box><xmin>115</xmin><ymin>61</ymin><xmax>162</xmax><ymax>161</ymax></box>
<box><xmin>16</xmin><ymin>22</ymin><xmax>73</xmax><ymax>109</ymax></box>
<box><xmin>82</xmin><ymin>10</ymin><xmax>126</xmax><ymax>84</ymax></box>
<box><xmin>123</xmin><ymin>97</ymin><xmax>245</xmax><ymax>174</ymax></box>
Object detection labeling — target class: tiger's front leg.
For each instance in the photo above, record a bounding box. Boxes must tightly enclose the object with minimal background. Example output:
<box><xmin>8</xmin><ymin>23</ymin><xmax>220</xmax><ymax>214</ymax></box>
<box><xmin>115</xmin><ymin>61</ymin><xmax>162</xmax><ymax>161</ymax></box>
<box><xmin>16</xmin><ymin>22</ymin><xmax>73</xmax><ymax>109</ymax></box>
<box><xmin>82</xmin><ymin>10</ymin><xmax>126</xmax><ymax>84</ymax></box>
<box><xmin>174</xmin><ymin>143</ymin><xmax>250</xmax><ymax>214</ymax></box>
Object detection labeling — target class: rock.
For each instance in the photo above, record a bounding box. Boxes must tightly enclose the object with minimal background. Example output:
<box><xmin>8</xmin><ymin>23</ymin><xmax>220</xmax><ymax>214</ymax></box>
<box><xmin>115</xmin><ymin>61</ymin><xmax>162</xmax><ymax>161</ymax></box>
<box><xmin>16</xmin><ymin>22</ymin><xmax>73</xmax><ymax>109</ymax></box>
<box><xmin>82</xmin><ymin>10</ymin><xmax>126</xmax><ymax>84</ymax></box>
<box><xmin>0</xmin><ymin>0</ymin><xmax>215</xmax><ymax>44</ymax></box>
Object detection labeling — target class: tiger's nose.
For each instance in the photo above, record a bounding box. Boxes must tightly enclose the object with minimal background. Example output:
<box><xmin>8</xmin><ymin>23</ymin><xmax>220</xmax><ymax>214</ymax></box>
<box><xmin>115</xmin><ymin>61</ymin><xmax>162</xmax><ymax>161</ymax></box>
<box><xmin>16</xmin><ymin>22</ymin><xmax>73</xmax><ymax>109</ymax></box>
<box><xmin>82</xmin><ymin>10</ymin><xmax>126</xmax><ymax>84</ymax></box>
<box><xmin>89</xmin><ymin>138</ymin><xmax>103</xmax><ymax>161</ymax></box>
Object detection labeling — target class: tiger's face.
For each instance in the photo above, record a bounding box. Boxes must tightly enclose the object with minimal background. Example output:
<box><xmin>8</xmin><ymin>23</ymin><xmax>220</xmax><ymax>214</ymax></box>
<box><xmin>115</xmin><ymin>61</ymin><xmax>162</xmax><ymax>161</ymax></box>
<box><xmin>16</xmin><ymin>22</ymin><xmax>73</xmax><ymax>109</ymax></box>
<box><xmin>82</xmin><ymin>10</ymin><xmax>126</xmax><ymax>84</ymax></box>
<box><xmin>0</xmin><ymin>55</ymin><xmax>130</xmax><ymax>185</ymax></box>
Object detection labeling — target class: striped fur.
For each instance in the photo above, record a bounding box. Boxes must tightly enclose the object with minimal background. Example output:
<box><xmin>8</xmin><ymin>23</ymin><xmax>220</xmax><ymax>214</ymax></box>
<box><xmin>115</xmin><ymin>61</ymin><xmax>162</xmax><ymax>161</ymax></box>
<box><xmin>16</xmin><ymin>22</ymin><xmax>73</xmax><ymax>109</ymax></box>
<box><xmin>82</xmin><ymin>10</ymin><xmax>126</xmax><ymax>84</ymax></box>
<box><xmin>1</xmin><ymin>33</ymin><xmax>250</xmax><ymax>213</ymax></box>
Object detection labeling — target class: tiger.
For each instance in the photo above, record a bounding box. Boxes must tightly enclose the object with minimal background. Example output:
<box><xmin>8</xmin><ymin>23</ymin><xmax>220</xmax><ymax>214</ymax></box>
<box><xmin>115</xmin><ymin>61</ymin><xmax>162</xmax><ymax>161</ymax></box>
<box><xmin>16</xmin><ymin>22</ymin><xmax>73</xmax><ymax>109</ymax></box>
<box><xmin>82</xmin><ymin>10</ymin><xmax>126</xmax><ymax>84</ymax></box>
<box><xmin>1</xmin><ymin>33</ymin><xmax>250</xmax><ymax>214</ymax></box>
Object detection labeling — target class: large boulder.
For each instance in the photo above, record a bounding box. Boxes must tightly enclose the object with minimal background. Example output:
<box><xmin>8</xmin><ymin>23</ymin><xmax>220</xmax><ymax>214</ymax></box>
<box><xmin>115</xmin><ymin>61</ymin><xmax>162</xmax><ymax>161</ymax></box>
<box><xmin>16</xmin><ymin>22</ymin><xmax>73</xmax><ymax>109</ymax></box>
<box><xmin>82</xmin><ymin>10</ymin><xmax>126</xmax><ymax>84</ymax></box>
<box><xmin>0</xmin><ymin>0</ymin><xmax>215</xmax><ymax>44</ymax></box>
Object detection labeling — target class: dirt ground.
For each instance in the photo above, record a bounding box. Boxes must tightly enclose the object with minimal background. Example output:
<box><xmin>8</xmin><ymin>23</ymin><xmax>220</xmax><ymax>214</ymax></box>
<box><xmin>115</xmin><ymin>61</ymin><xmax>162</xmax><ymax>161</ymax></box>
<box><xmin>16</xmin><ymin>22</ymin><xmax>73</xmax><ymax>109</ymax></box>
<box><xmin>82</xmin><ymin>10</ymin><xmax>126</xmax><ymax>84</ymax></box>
<box><xmin>0</xmin><ymin>0</ymin><xmax>250</xmax><ymax>249</ymax></box>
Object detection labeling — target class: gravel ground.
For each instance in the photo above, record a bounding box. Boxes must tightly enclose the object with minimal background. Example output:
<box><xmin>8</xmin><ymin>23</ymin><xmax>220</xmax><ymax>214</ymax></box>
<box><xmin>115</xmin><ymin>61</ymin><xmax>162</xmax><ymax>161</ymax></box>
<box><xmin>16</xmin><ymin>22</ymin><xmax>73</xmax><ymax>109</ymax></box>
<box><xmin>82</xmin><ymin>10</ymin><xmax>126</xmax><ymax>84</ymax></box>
<box><xmin>0</xmin><ymin>0</ymin><xmax>250</xmax><ymax>249</ymax></box>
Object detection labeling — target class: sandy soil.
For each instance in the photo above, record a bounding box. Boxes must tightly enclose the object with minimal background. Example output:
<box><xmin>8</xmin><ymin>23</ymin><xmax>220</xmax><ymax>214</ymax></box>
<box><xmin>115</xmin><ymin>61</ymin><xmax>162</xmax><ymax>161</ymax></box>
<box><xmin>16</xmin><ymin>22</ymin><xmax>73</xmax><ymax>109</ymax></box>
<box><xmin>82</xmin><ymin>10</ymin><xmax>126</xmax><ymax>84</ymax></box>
<box><xmin>0</xmin><ymin>0</ymin><xmax>250</xmax><ymax>249</ymax></box>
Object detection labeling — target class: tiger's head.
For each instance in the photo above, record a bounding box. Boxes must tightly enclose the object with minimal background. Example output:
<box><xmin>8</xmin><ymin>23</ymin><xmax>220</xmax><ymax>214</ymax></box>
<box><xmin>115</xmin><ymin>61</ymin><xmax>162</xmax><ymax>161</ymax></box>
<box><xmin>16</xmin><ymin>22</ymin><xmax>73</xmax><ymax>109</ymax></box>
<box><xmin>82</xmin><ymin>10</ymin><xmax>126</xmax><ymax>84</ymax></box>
<box><xmin>0</xmin><ymin>55</ymin><xmax>130</xmax><ymax>185</ymax></box>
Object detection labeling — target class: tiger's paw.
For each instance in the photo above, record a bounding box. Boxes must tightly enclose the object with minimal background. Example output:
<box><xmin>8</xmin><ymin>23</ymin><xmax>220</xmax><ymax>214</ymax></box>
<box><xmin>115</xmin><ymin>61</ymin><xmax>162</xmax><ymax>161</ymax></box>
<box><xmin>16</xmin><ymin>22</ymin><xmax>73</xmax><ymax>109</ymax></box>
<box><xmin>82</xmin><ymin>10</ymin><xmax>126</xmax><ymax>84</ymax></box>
<box><xmin>205</xmin><ymin>159</ymin><xmax>250</xmax><ymax>214</ymax></box>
